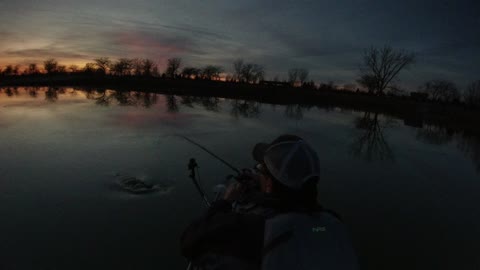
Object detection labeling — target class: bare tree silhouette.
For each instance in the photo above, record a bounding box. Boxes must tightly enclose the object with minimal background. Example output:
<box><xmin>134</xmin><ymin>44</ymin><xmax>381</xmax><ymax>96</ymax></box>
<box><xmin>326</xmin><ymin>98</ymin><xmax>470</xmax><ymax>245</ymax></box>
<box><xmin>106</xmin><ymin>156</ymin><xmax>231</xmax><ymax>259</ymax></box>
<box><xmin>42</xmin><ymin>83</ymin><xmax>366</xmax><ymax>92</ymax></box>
<box><xmin>350</xmin><ymin>112</ymin><xmax>395</xmax><ymax>161</ymax></box>
<box><xmin>464</xmin><ymin>80</ymin><xmax>480</xmax><ymax>108</ymax></box>
<box><xmin>233</xmin><ymin>60</ymin><xmax>264</xmax><ymax>83</ymax></box>
<box><xmin>201</xmin><ymin>65</ymin><xmax>223</xmax><ymax>80</ymax></box>
<box><xmin>83</xmin><ymin>63</ymin><xmax>97</xmax><ymax>73</ymax></box>
<box><xmin>57</xmin><ymin>65</ymin><xmax>67</xmax><ymax>73</ymax></box>
<box><xmin>288</xmin><ymin>68</ymin><xmax>309</xmax><ymax>86</ymax></box>
<box><xmin>165</xmin><ymin>58</ymin><xmax>182</xmax><ymax>78</ymax></box>
<box><xmin>420</xmin><ymin>80</ymin><xmax>460</xmax><ymax>103</ymax></box>
<box><xmin>142</xmin><ymin>59</ymin><xmax>156</xmax><ymax>77</ymax></box>
<box><xmin>2</xmin><ymin>65</ymin><xmax>14</xmax><ymax>76</ymax></box>
<box><xmin>94</xmin><ymin>57</ymin><xmax>111</xmax><ymax>75</ymax></box>
<box><xmin>298</xmin><ymin>69</ymin><xmax>309</xmax><ymax>85</ymax></box>
<box><xmin>111</xmin><ymin>58</ymin><xmax>133</xmax><ymax>76</ymax></box>
<box><xmin>181</xmin><ymin>67</ymin><xmax>201</xmax><ymax>79</ymax></box>
<box><xmin>358</xmin><ymin>45</ymin><xmax>415</xmax><ymax>95</ymax></box>
<box><xmin>68</xmin><ymin>65</ymin><xmax>79</xmax><ymax>73</ymax></box>
<box><xmin>233</xmin><ymin>59</ymin><xmax>244</xmax><ymax>82</ymax></box>
<box><xmin>27</xmin><ymin>63</ymin><xmax>39</xmax><ymax>74</ymax></box>
<box><xmin>44</xmin><ymin>59</ymin><xmax>58</xmax><ymax>74</ymax></box>
<box><xmin>356</xmin><ymin>74</ymin><xmax>377</xmax><ymax>94</ymax></box>
<box><xmin>131</xmin><ymin>58</ymin><xmax>144</xmax><ymax>76</ymax></box>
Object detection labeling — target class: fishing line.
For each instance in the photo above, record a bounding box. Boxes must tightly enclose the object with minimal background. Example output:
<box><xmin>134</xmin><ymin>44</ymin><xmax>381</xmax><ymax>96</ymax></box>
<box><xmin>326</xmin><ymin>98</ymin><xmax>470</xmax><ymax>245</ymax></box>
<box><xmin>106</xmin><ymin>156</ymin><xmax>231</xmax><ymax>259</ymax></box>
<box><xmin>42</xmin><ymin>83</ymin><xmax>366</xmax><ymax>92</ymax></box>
<box><xmin>177</xmin><ymin>135</ymin><xmax>241</xmax><ymax>175</ymax></box>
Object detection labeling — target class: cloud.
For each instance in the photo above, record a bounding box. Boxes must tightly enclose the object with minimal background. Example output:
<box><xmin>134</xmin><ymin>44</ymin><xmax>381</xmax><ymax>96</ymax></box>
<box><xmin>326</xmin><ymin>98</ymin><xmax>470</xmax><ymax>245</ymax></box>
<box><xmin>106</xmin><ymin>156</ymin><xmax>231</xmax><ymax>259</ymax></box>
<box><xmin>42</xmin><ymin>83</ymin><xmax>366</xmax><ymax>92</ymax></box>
<box><xmin>3</xmin><ymin>47</ymin><xmax>90</xmax><ymax>60</ymax></box>
<box><xmin>0</xmin><ymin>0</ymin><xmax>479</xmax><ymax>85</ymax></box>
<box><xmin>113</xmin><ymin>18</ymin><xmax>230</xmax><ymax>41</ymax></box>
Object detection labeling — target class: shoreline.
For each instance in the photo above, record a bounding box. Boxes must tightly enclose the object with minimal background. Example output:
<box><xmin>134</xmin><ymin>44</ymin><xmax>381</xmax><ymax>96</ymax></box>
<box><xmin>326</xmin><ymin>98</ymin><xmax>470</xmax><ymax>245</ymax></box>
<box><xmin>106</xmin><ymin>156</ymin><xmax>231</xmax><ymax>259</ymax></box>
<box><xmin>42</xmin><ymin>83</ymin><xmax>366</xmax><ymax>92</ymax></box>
<box><xmin>1</xmin><ymin>74</ymin><xmax>479</xmax><ymax>134</ymax></box>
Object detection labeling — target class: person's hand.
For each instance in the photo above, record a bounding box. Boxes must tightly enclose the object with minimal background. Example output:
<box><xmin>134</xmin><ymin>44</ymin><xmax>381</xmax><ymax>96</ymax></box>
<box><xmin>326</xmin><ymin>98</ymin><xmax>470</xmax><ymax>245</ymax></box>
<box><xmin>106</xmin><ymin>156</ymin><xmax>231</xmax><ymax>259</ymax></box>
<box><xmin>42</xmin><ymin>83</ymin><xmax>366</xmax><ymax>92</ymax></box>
<box><xmin>223</xmin><ymin>182</ymin><xmax>245</xmax><ymax>201</ymax></box>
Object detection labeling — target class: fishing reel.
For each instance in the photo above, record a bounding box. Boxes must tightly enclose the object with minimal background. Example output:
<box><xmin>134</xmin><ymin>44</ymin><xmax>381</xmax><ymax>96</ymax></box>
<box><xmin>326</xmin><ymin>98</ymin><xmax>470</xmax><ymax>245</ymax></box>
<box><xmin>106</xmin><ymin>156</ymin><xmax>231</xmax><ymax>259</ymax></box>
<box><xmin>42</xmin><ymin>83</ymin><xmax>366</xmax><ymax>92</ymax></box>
<box><xmin>226</xmin><ymin>166</ymin><xmax>263</xmax><ymax>194</ymax></box>
<box><xmin>188</xmin><ymin>158</ymin><xmax>198</xmax><ymax>179</ymax></box>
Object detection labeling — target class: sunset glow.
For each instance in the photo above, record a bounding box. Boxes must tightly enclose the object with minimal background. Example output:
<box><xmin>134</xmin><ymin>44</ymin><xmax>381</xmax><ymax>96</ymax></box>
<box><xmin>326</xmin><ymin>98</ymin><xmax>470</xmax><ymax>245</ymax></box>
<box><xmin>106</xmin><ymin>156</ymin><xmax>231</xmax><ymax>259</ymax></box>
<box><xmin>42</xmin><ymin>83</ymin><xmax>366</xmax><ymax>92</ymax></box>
<box><xmin>1</xmin><ymin>1</ymin><xmax>478</xmax><ymax>86</ymax></box>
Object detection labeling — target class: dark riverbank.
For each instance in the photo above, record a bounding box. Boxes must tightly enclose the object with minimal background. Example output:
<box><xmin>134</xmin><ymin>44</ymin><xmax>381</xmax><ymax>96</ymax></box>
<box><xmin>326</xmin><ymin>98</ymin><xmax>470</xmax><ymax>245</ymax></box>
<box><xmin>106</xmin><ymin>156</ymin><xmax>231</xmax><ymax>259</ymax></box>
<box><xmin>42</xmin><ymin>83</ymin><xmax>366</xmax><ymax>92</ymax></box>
<box><xmin>1</xmin><ymin>74</ymin><xmax>479</xmax><ymax>135</ymax></box>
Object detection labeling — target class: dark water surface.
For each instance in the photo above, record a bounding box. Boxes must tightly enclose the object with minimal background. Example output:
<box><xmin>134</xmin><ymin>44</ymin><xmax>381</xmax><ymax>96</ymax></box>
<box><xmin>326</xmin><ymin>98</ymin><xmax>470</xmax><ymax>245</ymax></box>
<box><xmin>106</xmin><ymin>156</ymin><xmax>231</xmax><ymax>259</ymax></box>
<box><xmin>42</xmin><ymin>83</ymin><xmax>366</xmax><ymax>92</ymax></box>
<box><xmin>1</xmin><ymin>87</ymin><xmax>479</xmax><ymax>269</ymax></box>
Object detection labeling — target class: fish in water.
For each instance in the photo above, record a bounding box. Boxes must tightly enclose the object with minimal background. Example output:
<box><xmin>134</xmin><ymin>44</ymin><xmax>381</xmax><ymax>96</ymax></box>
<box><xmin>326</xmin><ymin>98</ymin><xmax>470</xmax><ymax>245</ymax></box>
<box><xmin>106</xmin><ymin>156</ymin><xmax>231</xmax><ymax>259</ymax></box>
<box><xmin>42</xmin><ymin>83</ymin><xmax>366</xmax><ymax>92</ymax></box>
<box><xmin>114</xmin><ymin>174</ymin><xmax>173</xmax><ymax>194</ymax></box>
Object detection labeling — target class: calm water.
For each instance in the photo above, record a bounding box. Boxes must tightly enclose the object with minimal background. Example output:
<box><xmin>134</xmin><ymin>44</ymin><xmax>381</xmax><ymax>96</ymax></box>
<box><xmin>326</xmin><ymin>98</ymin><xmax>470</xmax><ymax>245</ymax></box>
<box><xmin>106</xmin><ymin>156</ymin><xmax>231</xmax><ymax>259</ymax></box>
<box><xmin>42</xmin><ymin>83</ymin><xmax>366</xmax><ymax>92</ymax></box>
<box><xmin>1</xmin><ymin>87</ymin><xmax>479</xmax><ymax>270</ymax></box>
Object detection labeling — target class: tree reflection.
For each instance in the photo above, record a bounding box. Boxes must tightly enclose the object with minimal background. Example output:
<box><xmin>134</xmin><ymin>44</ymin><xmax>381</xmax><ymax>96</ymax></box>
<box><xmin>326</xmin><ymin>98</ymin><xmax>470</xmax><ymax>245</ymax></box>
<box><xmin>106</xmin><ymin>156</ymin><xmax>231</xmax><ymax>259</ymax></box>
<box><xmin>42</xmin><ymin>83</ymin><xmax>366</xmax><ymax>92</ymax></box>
<box><xmin>284</xmin><ymin>104</ymin><xmax>311</xmax><ymax>120</ymax></box>
<box><xmin>177</xmin><ymin>96</ymin><xmax>221</xmax><ymax>112</ymax></box>
<box><xmin>457</xmin><ymin>132</ymin><xmax>480</xmax><ymax>172</ymax></box>
<box><xmin>27</xmin><ymin>87</ymin><xmax>39</xmax><ymax>98</ymax></box>
<box><xmin>350</xmin><ymin>112</ymin><xmax>395</xmax><ymax>161</ymax></box>
<box><xmin>416</xmin><ymin>125</ymin><xmax>454</xmax><ymax>145</ymax></box>
<box><xmin>166</xmin><ymin>95</ymin><xmax>179</xmax><ymax>113</ymax></box>
<box><xmin>83</xmin><ymin>89</ymin><xmax>158</xmax><ymax>107</ymax></box>
<box><xmin>230</xmin><ymin>99</ymin><xmax>261</xmax><ymax>118</ymax></box>
<box><xmin>138</xmin><ymin>92</ymin><xmax>158</xmax><ymax>108</ymax></box>
<box><xmin>4</xmin><ymin>87</ymin><xmax>19</xmax><ymax>97</ymax></box>
<box><xmin>95</xmin><ymin>90</ymin><xmax>113</xmax><ymax>106</ymax></box>
<box><xmin>200</xmin><ymin>97</ymin><xmax>220</xmax><ymax>112</ymax></box>
<box><xmin>68</xmin><ymin>88</ymin><xmax>78</xmax><ymax>96</ymax></box>
<box><xmin>113</xmin><ymin>91</ymin><xmax>135</xmax><ymax>106</ymax></box>
<box><xmin>180</xmin><ymin>96</ymin><xmax>195</xmax><ymax>108</ymax></box>
<box><xmin>45</xmin><ymin>87</ymin><xmax>63</xmax><ymax>102</ymax></box>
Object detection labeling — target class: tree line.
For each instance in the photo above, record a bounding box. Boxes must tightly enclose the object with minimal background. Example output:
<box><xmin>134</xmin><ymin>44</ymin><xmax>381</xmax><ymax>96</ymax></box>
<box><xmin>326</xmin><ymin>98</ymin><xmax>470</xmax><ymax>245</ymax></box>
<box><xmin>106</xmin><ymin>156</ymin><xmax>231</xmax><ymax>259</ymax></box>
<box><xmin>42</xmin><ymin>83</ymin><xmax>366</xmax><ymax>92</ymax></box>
<box><xmin>0</xmin><ymin>56</ymin><xmax>308</xmax><ymax>85</ymax></box>
<box><xmin>1</xmin><ymin>45</ymin><xmax>479</xmax><ymax>107</ymax></box>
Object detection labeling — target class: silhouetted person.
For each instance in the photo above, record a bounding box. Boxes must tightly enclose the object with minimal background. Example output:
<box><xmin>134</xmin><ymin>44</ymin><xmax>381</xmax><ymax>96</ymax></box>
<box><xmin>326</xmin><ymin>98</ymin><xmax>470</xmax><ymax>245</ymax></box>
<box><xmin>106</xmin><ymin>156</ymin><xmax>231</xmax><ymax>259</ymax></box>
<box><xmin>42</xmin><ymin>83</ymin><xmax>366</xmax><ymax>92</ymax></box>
<box><xmin>181</xmin><ymin>135</ymin><xmax>358</xmax><ymax>270</ymax></box>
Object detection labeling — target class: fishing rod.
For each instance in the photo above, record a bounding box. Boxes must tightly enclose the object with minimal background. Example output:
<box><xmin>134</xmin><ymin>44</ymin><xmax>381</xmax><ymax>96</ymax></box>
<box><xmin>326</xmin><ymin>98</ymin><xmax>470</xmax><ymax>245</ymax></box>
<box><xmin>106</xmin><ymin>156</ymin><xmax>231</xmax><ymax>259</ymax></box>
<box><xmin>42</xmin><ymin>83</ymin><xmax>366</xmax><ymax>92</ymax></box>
<box><xmin>180</xmin><ymin>135</ymin><xmax>257</xmax><ymax>270</ymax></box>
<box><xmin>178</xmin><ymin>135</ymin><xmax>241</xmax><ymax>175</ymax></box>
<box><xmin>188</xmin><ymin>158</ymin><xmax>211</xmax><ymax>207</ymax></box>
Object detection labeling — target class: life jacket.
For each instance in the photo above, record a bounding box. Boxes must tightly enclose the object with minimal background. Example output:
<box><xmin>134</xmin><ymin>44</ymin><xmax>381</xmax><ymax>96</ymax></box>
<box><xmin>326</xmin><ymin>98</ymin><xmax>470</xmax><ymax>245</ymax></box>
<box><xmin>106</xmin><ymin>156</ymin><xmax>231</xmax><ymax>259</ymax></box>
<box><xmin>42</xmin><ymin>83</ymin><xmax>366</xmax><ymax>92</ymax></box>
<box><xmin>261</xmin><ymin>211</ymin><xmax>359</xmax><ymax>270</ymax></box>
<box><xmin>232</xmin><ymin>192</ymin><xmax>359</xmax><ymax>270</ymax></box>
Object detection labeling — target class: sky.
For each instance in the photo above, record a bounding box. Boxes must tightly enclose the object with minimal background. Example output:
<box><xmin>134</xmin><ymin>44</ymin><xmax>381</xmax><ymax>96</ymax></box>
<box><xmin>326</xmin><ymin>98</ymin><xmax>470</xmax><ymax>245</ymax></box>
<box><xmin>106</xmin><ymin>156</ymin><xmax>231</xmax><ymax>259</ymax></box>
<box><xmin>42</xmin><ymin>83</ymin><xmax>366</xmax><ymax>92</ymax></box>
<box><xmin>0</xmin><ymin>0</ymin><xmax>479</xmax><ymax>89</ymax></box>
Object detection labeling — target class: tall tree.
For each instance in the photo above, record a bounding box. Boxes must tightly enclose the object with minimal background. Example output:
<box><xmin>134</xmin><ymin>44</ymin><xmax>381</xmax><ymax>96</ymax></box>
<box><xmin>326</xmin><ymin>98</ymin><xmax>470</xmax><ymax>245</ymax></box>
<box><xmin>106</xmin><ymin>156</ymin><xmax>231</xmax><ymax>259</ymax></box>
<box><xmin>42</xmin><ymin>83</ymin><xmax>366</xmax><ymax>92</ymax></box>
<box><xmin>94</xmin><ymin>57</ymin><xmax>111</xmax><ymax>75</ymax></box>
<box><xmin>421</xmin><ymin>79</ymin><xmax>460</xmax><ymax>103</ymax></box>
<box><xmin>288</xmin><ymin>69</ymin><xmax>298</xmax><ymax>85</ymax></box>
<box><xmin>201</xmin><ymin>65</ymin><xmax>223</xmax><ymax>80</ymax></box>
<box><xmin>142</xmin><ymin>59</ymin><xmax>156</xmax><ymax>76</ymax></box>
<box><xmin>111</xmin><ymin>58</ymin><xmax>133</xmax><ymax>76</ymax></box>
<box><xmin>464</xmin><ymin>80</ymin><xmax>480</xmax><ymax>107</ymax></box>
<box><xmin>131</xmin><ymin>58</ymin><xmax>144</xmax><ymax>76</ymax></box>
<box><xmin>2</xmin><ymin>65</ymin><xmax>14</xmax><ymax>75</ymax></box>
<box><xmin>288</xmin><ymin>68</ymin><xmax>309</xmax><ymax>86</ymax></box>
<box><xmin>83</xmin><ymin>63</ymin><xmax>97</xmax><ymax>73</ymax></box>
<box><xmin>298</xmin><ymin>69</ymin><xmax>309</xmax><ymax>85</ymax></box>
<box><xmin>181</xmin><ymin>67</ymin><xmax>201</xmax><ymax>79</ymax></box>
<box><xmin>57</xmin><ymin>65</ymin><xmax>67</xmax><ymax>73</ymax></box>
<box><xmin>359</xmin><ymin>45</ymin><xmax>415</xmax><ymax>95</ymax></box>
<box><xmin>233</xmin><ymin>59</ymin><xmax>244</xmax><ymax>82</ymax></box>
<box><xmin>240</xmin><ymin>63</ymin><xmax>264</xmax><ymax>83</ymax></box>
<box><xmin>44</xmin><ymin>58</ymin><xmax>58</xmax><ymax>74</ymax></box>
<box><xmin>165</xmin><ymin>58</ymin><xmax>182</xmax><ymax>78</ymax></box>
<box><xmin>68</xmin><ymin>65</ymin><xmax>79</xmax><ymax>73</ymax></box>
<box><xmin>27</xmin><ymin>63</ymin><xmax>39</xmax><ymax>74</ymax></box>
<box><xmin>233</xmin><ymin>60</ymin><xmax>265</xmax><ymax>83</ymax></box>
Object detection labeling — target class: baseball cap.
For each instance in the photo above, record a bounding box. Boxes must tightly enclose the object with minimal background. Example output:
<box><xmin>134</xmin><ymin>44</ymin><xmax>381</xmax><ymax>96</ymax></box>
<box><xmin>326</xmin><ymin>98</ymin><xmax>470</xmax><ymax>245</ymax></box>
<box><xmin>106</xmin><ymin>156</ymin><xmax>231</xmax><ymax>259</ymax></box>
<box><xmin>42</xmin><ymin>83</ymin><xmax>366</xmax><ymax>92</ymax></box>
<box><xmin>252</xmin><ymin>135</ymin><xmax>320</xmax><ymax>190</ymax></box>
